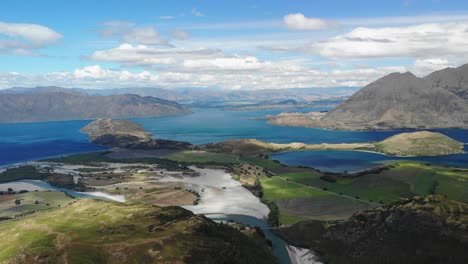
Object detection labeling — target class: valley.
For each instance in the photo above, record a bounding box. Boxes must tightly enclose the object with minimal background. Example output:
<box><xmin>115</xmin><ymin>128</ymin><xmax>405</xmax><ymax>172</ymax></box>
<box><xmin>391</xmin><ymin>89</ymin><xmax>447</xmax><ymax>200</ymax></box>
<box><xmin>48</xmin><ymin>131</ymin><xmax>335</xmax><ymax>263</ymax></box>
<box><xmin>3</xmin><ymin>2</ymin><xmax>468</xmax><ymax>263</ymax></box>
<box><xmin>1</xmin><ymin>116</ymin><xmax>467</xmax><ymax>263</ymax></box>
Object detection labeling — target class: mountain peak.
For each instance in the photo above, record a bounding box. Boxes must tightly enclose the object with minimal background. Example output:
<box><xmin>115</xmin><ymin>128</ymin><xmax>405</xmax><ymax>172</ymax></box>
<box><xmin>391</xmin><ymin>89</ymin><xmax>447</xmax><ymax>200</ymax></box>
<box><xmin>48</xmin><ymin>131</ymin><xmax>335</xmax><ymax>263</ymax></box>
<box><xmin>319</xmin><ymin>63</ymin><xmax>468</xmax><ymax>130</ymax></box>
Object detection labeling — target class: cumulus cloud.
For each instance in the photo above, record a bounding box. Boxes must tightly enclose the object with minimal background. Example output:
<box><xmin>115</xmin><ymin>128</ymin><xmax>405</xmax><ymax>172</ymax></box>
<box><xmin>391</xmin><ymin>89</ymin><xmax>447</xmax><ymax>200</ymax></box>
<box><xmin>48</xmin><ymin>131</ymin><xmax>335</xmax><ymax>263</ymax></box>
<box><xmin>170</xmin><ymin>29</ymin><xmax>191</xmax><ymax>40</ymax></box>
<box><xmin>98</xmin><ymin>22</ymin><xmax>171</xmax><ymax>46</ymax></box>
<box><xmin>0</xmin><ymin>63</ymin><xmax>406</xmax><ymax>90</ymax></box>
<box><xmin>308</xmin><ymin>22</ymin><xmax>468</xmax><ymax>59</ymax></box>
<box><xmin>87</xmin><ymin>43</ymin><xmax>307</xmax><ymax>74</ymax></box>
<box><xmin>0</xmin><ymin>21</ymin><xmax>62</xmax><ymax>56</ymax></box>
<box><xmin>283</xmin><ymin>13</ymin><xmax>340</xmax><ymax>30</ymax></box>
<box><xmin>88</xmin><ymin>43</ymin><xmax>223</xmax><ymax>67</ymax></box>
<box><xmin>411</xmin><ymin>58</ymin><xmax>452</xmax><ymax>76</ymax></box>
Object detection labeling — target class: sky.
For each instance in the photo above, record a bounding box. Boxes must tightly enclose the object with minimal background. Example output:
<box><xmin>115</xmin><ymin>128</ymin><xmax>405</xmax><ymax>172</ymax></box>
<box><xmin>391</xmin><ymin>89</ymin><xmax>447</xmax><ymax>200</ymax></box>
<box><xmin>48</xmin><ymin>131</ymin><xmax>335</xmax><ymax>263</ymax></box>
<box><xmin>1</xmin><ymin>0</ymin><xmax>468</xmax><ymax>90</ymax></box>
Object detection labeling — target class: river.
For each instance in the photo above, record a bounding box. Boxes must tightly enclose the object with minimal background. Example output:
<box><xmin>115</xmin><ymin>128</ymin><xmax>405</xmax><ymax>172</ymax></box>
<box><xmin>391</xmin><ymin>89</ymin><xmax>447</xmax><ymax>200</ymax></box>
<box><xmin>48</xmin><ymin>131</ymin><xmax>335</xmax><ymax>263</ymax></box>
<box><xmin>153</xmin><ymin>166</ymin><xmax>311</xmax><ymax>264</ymax></box>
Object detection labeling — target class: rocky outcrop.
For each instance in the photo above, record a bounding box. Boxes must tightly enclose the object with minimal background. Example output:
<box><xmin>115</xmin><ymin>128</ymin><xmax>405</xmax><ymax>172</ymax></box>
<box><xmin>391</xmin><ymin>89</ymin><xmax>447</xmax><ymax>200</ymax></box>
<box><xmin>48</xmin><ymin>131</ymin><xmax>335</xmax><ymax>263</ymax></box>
<box><xmin>81</xmin><ymin>119</ymin><xmax>193</xmax><ymax>150</ymax></box>
<box><xmin>277</xmin><ymin>195</ymin><xmax>468</xmax><ymax>264</ymax></box>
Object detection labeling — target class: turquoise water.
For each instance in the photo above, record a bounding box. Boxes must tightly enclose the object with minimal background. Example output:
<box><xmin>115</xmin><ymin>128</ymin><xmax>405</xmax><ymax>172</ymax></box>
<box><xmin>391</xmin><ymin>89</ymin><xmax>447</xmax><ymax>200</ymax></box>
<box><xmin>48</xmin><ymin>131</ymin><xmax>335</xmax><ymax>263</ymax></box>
<box><xmin>132</xmin><ymin>108</ymin><xmax>407</xmax><ymax>144</ymax></box>
<box><xmin>1</xmin><ymin>108</ymin><xmax>467</xmax><ymax>170</ymax></box>
<box><xmin>1</xmin><ymin>108</ymin><xmax>467</xmax><ymax>264</ymax></box>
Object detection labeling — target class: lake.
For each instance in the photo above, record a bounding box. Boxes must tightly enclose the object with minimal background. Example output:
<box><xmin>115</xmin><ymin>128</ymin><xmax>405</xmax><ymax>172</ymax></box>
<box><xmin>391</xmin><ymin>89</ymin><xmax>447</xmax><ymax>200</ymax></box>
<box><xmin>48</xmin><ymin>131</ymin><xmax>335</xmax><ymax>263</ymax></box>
<box><xmin>1</xmin><ymin>108</ymin><xmax>467</xmax><ymax>170</ymax></box>
<box><xmin>0</xmin><ymin>120</ymin><xmax>106</xmax><ymax>166</ymax></box>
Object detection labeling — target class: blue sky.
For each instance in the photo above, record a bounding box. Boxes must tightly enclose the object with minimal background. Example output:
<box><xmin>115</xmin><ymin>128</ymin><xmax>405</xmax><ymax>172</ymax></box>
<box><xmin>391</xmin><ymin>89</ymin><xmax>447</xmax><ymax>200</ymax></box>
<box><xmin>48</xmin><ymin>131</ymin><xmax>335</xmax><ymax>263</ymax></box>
<box><xmin>1</xmin><ymin>0</ymin><xmax>468</xmax><ymax>89</ymax></box>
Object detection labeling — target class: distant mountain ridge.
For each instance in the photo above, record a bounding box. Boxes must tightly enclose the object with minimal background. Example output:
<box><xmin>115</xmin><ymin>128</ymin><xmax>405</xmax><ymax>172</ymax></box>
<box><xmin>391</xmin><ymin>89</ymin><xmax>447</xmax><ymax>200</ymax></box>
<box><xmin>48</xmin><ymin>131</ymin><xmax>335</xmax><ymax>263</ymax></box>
<box><xmin>266</xmin><ymin>64</ymin><xmax>468</xmax><ymax>130</ymax></box>
<box><xmin>0</xmin><ymin>86</ymin><xmax>359</xmax><ymax>104</ymax></box>
<box><xmin>0</xmin><ymin>91</ymin><xmax>191</xmax><ymax>123</ymax></box>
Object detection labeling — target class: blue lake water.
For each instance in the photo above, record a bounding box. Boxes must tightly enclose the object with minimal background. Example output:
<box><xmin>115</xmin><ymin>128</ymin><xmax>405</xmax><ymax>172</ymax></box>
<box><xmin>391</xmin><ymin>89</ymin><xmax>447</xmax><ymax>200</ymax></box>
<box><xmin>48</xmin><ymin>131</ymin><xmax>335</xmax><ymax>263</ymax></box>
<box><xmin>1</xmin><ymin>108</ymin><xmax>467</xmax><ymax>170</ymax></box>
<box><xmin>0</xmin><ymin>120</ymin><xmax>106</xmax><ymax>166</ymax></box>
<box><xmin>1</xmin><ymin>108</ymin><xmax>467</xmax><ymax>264</ymax></box>
<box><xmin>270</xmin><ymin>149</ymin><xmax>468</xmax><ymax>173</ymax></box>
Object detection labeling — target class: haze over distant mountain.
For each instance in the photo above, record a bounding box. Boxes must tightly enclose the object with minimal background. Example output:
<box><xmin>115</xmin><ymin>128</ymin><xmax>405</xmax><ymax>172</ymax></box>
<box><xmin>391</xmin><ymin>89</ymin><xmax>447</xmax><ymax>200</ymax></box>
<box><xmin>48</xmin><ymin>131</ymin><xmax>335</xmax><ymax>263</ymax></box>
<box><xmin>0</xmin><ymin>86</ymin><xmax>358</xmax><ymax>104</ymax></box>
<box><xmin>0</xmin><ymin>89</ymin><xmax>190</xmax><ymax>123</ymax></box>
<box><xmin>266</xmin><ymin>64</ymin><xmax>468</xmax><ymax>130</ymax></box>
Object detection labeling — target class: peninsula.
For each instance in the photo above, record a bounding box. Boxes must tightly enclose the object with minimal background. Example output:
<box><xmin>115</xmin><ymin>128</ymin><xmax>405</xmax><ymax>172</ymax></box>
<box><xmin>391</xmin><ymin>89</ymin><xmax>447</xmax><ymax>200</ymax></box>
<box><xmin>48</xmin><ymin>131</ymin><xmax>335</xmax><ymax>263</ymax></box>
<box><xmin>201</xmin><ymin>131</ymin><xmax>464</xmax><ymax>157</ymax></box>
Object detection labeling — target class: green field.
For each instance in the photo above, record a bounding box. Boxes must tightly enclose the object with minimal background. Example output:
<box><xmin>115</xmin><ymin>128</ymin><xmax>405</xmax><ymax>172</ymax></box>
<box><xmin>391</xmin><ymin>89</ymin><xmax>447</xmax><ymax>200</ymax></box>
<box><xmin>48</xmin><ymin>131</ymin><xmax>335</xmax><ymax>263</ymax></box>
<box><xmin>163</xmin><ymin>150</ymin><xmax>240</xmax><ymax>164</ymax></box>
<box><xmin>321</xmin><ymin>162</ymin><xmax>468</xmax><ymax>204</ymax></box>
<box><xmin>278</xmin><ymin>170</ymin><xmax>324</xmax><ymax>187</ymax></box>
<box><xmin>239</xmin><ymin>156</ymin><xmax>282</xmax><ymax>169</ymax></box>
<box><xmin>260</xmin><ymin>176</ymin><xmax>375</xmax><ymax>224</ymax></box>
<box><xmin>0</xmin><ymin>191</ymin><xmax>74</xmax><ymax>218</ymax></box>
<box><xmin>260</xmin><ymin>176</ymin><xmax>328</xmax><ymax>200</ymax></box>
<box><xmin>258</xmin><ymin>161</ymin><xmax>468</xmax><ymax>205</ymax></box>
<box><xmin>247</xmin><ymin>157</ymin><xmax>468</xmax><ymax>225</ymax></box>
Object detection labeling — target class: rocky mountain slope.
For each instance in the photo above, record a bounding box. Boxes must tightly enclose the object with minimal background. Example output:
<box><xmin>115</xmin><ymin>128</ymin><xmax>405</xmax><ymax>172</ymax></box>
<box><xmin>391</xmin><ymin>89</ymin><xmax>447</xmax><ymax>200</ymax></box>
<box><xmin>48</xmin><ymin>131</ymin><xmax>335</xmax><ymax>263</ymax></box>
<box><xmin>0</xmin><ymin>90</ymin><xmax>191</xmax><ymax>123</ymax></box>
<box><xmin>425</xmin><ymin>63</ymin><xmax>468</xmax><ymax>100</ymax></box>
<box><xmin>321</xmin><ymin>71</ymin><xmax>468</xmax><ymax>130</ymax></box>
<box><xmin>276</xmin><ymin>195</ymin><xmax>468</xmax><ymax>264</ymax></box>
<box><xmin>0</xmin><ymin>199</ymin><xmax>277</xmax><ymax>263</ymax></box>
<box><xmin>266</xmin><ymin>64</ymin><xmax>468</xmax><ymax>130</ymax></box>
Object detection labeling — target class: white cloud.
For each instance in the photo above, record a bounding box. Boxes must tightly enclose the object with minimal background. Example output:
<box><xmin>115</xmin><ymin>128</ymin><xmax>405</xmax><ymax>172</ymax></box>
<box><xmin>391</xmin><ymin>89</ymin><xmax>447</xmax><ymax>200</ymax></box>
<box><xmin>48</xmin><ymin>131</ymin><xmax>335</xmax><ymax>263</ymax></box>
<box><xmin>98</xmin><ymin>22</ymin><xmax>171</xmax><ymax>46</ymax></box>
<box><xmin>411</xmin><ymin>58</ymin><xmax>452</xmax><ymax>76</ymax></box>
<box><xmin>283</xmin><ymin>13</ymin><xmax>340</xmax><ymax>30</ymax></box>
<box><xmin>0</xmin><ymin>21</ymin><xmax>62</xmax><ymax>56</ymax></box>
<box><xmin>181</xmin><ymin>56</ymin><xmax>304</xmax><ymax>73</ymax></box>
<box><xmin>170</xmin><ymin>29</ymin><xmax>191</xmax><ymax>40</ymax></box>
<box><xmin>308</xmin><ymin>22</ymin><xmax>468</xmax><ymax>59</ymax></box>
<box><xmin>88</xmin><ymin>43</ymin><xmax>223</xmax><ymax>67</ymax></box>
<box><xmin>88</xmin><ymin>43</ymin><xmax>306</xmax><ymax>74</ymax></box>
<box><xmin>159</xmin><ymin>16</ymin><xmax>175</xmax><ymax>20</ymax></box>
<box><xmin>191</xmin><ymin>8</ymin><xmax>204</xmax><ymax>17</ymax></box>
<box><xmin>122</xmin><ymin>26</ymin><xmax>171</xmax><ymax>46</ymax></box>
<box><xmin>0</xmin><ymin>64</ymin><xmax>407</xmax><ymax>90</ymax></box>
<box><xmin>341</xmin><ymin>14</ymin><xmax>468</xmax><ymax>27</ymax></box>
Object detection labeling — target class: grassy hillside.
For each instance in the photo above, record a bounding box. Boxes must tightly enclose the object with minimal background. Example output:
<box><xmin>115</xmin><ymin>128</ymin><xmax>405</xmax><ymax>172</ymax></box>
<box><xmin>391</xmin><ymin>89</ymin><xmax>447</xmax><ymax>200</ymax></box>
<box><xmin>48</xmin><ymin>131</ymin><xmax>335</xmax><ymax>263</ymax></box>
<box><xmin>0</xmin><ymin>199</ymin><xmax>276</xmax><ymax>264</ymax></box>
<box><xmin>375</xmin><ymin>131</ymin><xmax>464</xmax><ymax>156</ymax></box>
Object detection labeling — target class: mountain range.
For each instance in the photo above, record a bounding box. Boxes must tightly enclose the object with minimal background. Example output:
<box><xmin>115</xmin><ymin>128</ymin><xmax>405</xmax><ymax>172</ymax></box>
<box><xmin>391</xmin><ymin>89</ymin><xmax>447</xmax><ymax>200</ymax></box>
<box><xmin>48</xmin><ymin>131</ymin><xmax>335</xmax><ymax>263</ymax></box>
<box><xmin>0</xmin><ymin>90</ymin><xmax>190</xmax><ymax>123</ymax></box>
<box><xmin>0</xmin><ymin>86</ymin><xmax>358</xmax><ymax>104</ymax></box>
